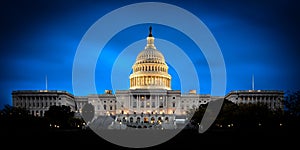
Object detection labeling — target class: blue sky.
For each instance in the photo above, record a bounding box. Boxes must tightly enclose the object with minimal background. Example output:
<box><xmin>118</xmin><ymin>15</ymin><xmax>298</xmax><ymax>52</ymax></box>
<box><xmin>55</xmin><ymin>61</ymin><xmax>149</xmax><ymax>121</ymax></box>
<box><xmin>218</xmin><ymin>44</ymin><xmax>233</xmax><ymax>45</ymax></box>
<box><xmin>1</xmin><ymin>0</ymin><xmax>300</xmax><ymax>109</ymax></box>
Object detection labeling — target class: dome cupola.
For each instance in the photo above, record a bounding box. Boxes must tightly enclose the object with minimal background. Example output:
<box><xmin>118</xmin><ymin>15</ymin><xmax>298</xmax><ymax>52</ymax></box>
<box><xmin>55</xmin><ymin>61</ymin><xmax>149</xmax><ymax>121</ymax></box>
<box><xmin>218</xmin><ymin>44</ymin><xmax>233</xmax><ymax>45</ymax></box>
<box><xmin>129</xmin><ymin>26</ymin><xmax>171</xmax><ymax>90</ymax></box>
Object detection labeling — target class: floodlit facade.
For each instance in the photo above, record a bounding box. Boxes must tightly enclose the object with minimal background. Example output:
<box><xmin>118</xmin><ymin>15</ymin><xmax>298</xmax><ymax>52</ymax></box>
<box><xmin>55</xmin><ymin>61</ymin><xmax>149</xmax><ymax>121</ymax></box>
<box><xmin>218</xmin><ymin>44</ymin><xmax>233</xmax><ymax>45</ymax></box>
<box><xmin>225</xmin><ymin>90</ymin><xmax>284</xmax><ymax>110</ymax></box>
<box><xmin>11</xmin><ymin>27</ymin><xmax>284</xmax><ymax>129</ymax></box>
<box><xmin>12</xmin><ymin>90</ymin><xmax>75</xmax><ymax>117</ymax></box>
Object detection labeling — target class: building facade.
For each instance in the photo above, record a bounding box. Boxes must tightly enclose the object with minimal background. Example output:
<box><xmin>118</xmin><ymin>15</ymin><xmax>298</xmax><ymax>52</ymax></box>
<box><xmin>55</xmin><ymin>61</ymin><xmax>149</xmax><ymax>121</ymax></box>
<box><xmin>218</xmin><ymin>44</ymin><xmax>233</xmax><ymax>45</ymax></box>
<box><xmin>11</xmin><ymin>27</ymin><xmax>284</xmax><ymax>128</ymax></box>
<box><xmin>225</xmin><ymin>90</ymin><xmax>284</xmax><ymax>110</ymax></box>
<box><xmin>12</xmin><ymin>90</ymin><xmax>75</xmax><ymax>117</ymax></box>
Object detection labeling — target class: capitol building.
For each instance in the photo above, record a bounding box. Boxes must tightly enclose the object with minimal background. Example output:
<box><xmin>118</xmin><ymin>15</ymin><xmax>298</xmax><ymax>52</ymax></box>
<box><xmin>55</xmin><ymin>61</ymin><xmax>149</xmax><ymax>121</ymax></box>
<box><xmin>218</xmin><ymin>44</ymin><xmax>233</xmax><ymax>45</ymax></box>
<box><xmin>11</xmin><ymin>27</ymin><xmax>284</xmax><ymax>129</ymax></box>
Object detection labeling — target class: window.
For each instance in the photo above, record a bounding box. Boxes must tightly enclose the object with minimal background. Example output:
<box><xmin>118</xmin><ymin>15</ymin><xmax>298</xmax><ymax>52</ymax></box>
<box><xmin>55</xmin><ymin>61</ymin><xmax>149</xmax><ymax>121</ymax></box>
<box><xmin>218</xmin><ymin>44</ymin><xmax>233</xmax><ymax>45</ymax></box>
<box><xmin>159</xmin><ymin>102</ymin><xmax>163</xmax><ymax>108</ymax></box>
<box><xmin>151</xmin><ymin>102</ymin><xmax>155</xmax><ymax>108</ymax></box>
<box><xmin>104</xmin><ymin>105</ymin><xmax>107</xmax><ymax>110</ymax></box>
<box><xmin>133</xmin><ymin>101</ymin><xmax>137</xmax><ymax>108</ymax></box>
<box><xmin>141</xmin><ymin>101</ymin><xmax>144</xmax><ymax>108</ymax></box>
<box><xmin>130</xmin><ymin>117</ymin><xmax>133</xmax><ymax>123</ymax></box>
<box><xmin>137</xmin><ymin>117</ymin><xmax>141</xmax><ymax>123</ymax></box>
<box><xmin>172</xmin><ymin>102</ymin><xmax>176</xmax><ymax>107</ymax></box>
<box><xmin>173</xmin><ymin>97</ymin><xmax>175</xmax><ymax>99</ymax></box>
<box><xmin>110</xmin><ymin>106</ymin><xmax>113</xmax><ymax>110</ymax></box>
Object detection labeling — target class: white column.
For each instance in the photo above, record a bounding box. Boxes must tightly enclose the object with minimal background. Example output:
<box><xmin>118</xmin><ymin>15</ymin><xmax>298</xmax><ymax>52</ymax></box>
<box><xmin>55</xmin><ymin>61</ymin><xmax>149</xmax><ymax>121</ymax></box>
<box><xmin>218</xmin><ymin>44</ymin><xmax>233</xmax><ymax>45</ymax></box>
<box><xmin>137</xmin><ymin>95</ymin><xmax>140</xmax><ymax>113</ymax></box>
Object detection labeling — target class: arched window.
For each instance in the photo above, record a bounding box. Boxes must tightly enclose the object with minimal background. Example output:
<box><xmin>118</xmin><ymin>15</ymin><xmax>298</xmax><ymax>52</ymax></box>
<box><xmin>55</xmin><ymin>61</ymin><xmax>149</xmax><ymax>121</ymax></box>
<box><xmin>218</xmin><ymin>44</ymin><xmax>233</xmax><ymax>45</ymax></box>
<box><xmin>172</xmin><ymin>102</ymin><xmax>176</xmax><ymax>108</ymax></box>
<box><xmin>137</xmin><ymin>117</ymin><xmax>141</xmax><ymax>123</ymax></box>
<box><xmin>151</xmin><ymin>117</ymin><xmax>155</xmax><ymax>123</ymax></box>
<box><xmin>130</xmin><ymin>117</ymin><xmax>133</xmax><ymax>123</ymax></box>
<box><xmin>165</xmin><ymin>117</ymin><xmax>169</xmax><ymax>121</ymax></box>
<box><xmin>158</xmin><ymin>117</ymin><xmax>162</xmax><ymax>122</ymax></box>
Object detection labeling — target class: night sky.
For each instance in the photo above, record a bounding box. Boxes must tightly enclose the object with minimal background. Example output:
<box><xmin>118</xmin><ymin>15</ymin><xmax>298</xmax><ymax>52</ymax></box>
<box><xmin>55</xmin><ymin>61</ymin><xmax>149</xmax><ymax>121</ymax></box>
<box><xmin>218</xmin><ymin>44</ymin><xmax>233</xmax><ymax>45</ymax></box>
<box><xmin>1</xmin><ymin>0</ymin><xmax>300</xmax><ymax>109</ymax></box>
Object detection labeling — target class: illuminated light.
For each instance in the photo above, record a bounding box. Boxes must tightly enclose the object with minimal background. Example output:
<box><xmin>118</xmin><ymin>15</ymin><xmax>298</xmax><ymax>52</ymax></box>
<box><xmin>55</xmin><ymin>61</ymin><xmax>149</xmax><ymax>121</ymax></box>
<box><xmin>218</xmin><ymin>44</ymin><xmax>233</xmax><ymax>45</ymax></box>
<box><xmin>77</xmin><ymin>125</ymin><xmax>80</xmax><ymax>128</ymax></box>
<box><xmin>49</xmin><ymin>124</ymin><xmax>52</xmax><ymax>127</ymax></box>
<box><xmin>227</xmin><ymin>124</ymin><xmax>230</xmax><ymax>128</ymax></box>
<box><xmin>57</xmin><ymin>125</ymin><xmax>60</xmax><ymax>128</ymax></box>
<box><xmin>258</xmin><ymin>123</ymin><xmax>262</xmax><ymax>126</ymax></box>
<box><xmin>279</xmin><ymin>123</ymin><xmax>283</xmax><ymax>126</ymax></box>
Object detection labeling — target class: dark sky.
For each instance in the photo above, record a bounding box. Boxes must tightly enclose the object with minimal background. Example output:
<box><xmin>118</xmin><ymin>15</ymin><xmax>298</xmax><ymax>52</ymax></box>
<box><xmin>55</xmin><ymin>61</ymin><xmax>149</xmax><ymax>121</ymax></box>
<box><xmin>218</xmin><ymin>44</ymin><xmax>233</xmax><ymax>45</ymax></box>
<box><xmin>1</xmin><ymin>0</ymin><xmax>300</xmax><ymax>109</ymax></box>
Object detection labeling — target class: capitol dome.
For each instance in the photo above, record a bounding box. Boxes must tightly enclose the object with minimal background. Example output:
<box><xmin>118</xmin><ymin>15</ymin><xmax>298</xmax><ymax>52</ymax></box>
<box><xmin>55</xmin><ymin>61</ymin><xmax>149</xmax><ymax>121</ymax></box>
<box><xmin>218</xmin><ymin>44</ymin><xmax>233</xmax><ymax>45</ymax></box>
<box><xmin>129</xmin><ymin>26</ymin><xmax>171</xmax><ymax>90</ymax></box>
<box><xmin>135</xmin><ymin>44</ymin><xmax>165</xmax><ymax>64</ymax></box>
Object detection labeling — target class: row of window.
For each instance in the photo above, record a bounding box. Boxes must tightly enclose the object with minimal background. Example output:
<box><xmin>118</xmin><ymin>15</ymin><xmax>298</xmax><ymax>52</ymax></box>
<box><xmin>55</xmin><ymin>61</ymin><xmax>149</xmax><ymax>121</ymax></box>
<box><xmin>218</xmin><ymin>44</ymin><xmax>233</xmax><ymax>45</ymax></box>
<box><xmin>17</xmin><ymin>96</ymin><xmax>61</xmax><ymax>101</ymax></box>
<box><xmin>181</xmin><ymin>100</ymin><xmax>208</xmax><ymax>104</ymax></box>
<box><xmin>96</xmin><ymin>105</ymin><xmax>114</xmax><ymax>111</ymax></box>
<box><xmin>236</xmin><ymin>96</ymin><xmax>280</xmax><ymax>100</ymax></box>
<box><xmin>90</xmin><ymin>100</ymin><xmax>115</xmax><ymax>103</ymax></box>
<box><xmin>15</xmin><ymin>102</ymin><xmax>61</xmax><ymax>108</ymax></box>
<box><xmin>133</xmin><ymin>65</ymin><xmax>167</xmax><ymax>72</ymax></box>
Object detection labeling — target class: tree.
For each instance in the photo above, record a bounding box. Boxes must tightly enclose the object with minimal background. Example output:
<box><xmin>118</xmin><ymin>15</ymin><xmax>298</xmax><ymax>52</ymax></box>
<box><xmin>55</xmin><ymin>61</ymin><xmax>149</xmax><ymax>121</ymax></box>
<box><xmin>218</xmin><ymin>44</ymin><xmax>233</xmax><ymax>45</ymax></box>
<box><xmin>284</xmin><ymin>90</ymin><xmax>300</xmax><ymax>116</ymax></box>
<box><xmin>44</xmin><ymin>105</ymin><xmax>74</xmax><ymax>129</ymax></box>
<box><xmin>81</xmin><ymin>103</ymin><xmax>95</xmax><ymax>123</ymax></box>
<box><xmin>283</xmin><ymin>90</ymin><xmax>300</xmax><ymax>129</ymax></box>
<box><xmin>190</xmin><ymin>99</ymin><xmax>284</xmax><ymax>131</ymax></box>
<box><xmin>214</xmin><ymin>100</ymin><xmax>239</xmax><ymax>128</ymax></box>
<box><xmin>0</xmin><ymin>104</ymin><xmax>47</xmax><ymax>130</ymax></box>
<box><xmin>189</xmin><ymin>103</ymin><xmax>207</xmax><ymax>127</ymax></box>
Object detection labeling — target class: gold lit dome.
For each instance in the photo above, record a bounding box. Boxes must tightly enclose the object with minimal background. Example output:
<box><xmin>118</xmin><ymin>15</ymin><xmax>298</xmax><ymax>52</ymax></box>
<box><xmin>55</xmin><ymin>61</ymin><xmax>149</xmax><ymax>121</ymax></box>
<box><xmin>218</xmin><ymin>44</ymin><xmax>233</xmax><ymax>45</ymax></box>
<box><xmin>129</xmin><ymin>26</ymin><xmax>171</xmax><ymax>90</ymax></box>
